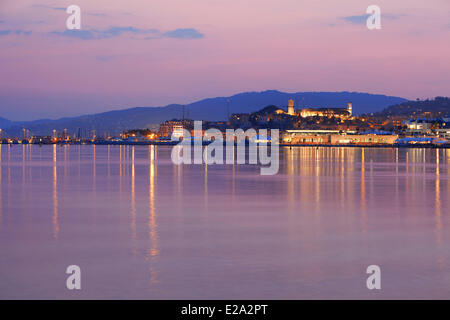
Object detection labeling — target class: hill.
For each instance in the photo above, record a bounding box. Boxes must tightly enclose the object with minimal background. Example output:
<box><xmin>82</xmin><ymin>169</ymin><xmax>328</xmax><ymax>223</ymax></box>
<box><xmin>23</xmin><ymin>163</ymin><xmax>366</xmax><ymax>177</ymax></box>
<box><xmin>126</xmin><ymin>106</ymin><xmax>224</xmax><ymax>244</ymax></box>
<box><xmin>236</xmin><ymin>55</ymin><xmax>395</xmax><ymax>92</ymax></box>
<box><xmin>0</xmin><ymin>117</ymin><xmax>13</xmax><ymax>129</ymax></box>
<box><xmin>374</xmin><ymin>97</ymin><xmax>449</xmax><ymax>118</ymax></box>
<box><xmin>3</xmin><ymin>90</ymin><xmax>407</xmax><ymax>136</ymax></box>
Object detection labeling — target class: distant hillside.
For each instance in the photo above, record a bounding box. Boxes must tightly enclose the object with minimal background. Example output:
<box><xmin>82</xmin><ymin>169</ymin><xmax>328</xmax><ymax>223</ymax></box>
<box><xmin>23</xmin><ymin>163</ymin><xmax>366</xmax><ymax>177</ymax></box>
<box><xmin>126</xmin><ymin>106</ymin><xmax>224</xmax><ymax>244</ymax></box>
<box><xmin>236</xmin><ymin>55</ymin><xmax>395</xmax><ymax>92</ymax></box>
<box><xmin>3</xmin><ymin>90</ymin><xmax>407</xmax><ymax>136</ymax></box>
<box><xmin>0</xmin><ymin>117</ymin><xmax>12</xmax><ymax>129</ymax></box>
<box><xmin>375</xmin><ymin>97</ymin><xmax>450</xmax><ymax>117</ymax></box>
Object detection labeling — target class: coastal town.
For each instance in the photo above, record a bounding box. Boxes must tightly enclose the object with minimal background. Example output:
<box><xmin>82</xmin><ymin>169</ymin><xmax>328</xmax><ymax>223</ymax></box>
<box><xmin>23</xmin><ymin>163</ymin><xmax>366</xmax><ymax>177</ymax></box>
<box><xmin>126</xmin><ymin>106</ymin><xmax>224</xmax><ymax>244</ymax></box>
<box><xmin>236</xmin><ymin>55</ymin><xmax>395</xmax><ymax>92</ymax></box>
<box><xmin>2</xmin><ymin>98</ymin><xmax>449</xmax><ymax>147</ymax></box>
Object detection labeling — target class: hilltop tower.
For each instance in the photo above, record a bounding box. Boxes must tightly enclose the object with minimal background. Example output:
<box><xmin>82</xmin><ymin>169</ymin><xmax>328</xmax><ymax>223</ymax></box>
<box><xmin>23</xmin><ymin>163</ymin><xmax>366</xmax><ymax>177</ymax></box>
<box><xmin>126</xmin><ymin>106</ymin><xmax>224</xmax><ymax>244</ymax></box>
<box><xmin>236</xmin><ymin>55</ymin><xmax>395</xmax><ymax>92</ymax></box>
<box><xmin>347</xmin><ymin>102</ymin><xmax>353</xmax><ymax>116</ymax></box>
<box><xmin>288</xmin><ymin>99</ymin><xmax>295</xmax><ymax>115</ymax></box>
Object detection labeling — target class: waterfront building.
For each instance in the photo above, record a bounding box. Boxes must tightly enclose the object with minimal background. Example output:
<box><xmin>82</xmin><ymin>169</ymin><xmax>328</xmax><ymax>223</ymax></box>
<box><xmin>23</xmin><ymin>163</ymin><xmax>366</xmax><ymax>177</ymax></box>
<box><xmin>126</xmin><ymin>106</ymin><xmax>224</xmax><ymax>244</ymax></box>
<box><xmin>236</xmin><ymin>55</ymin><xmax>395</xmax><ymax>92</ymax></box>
<box><xmin>30</xmin><ymin>136</ymin><xmax>53</xmax><ymax>144</ymax></box>
<box><xmin>159</xmin><ymin>120</ymin><xmax>192</xmax><ymax>138</ymax></box>
<box><xmin>396</xmin><ymin>137</ymin><xmax>449</xmax><ymax>145</ymax></box>
<box><xmin>403</xmin><ymin>119</ymin><xmax>434</xmax><ymax>132</ymax></box>
<box><xmin>282</xmin><ymin>129</ymin><xmax>398</xmax><ymax>145</ymax></box>
<box><xmin>403</xmin><ymin>118</ymin><xmax>447</xmax><ymax>135</ymax></box>
<box><xmin>435</xmin><ymin>129</ymin><xmax>450</xmax><ymax>139</ymax></box>
<box><xmin>330</xmin><ymin>134</ymin><xmax>398</xmax><ymax>145</ymax></box>
<box><xmin>282</xmin><ymin>130</ymin><xmax>340</xmax><ymax>144</ymax></box>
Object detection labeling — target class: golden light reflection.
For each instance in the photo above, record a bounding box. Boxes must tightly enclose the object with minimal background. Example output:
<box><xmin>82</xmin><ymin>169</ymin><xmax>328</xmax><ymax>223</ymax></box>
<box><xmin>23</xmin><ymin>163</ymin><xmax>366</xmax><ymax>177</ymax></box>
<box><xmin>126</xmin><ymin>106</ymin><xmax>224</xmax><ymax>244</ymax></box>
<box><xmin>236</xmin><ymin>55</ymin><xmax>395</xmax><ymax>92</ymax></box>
<box><xmin>131</xmin><ymin>146</ymin><xmax>137</xmax><ymax>257</ymax></box>
<box><xmin>395</xmin><ymin>148</ymin><xmax>398</xmax><ymax>174</ymax></box>
<box><xmin>78</xmin><ymin>145</ymin><xmax>81</xmax><ymax>178</ymax></box>
<box><xmin>119</xmin><ymin>146</ymin><xmax>123</xmax><ymax>197</ymax></box>
<box><xmin>435</xmin><ymin>149</ymin><xmax>443</xmax><ymax>270</ymax></box>
<box><xmin>406</xmin><ymin>151</ymin><xmax>409</xmax><ymax>173</ymax></box>
<box><xmin>93</xmin><ymin>144</ymin><xmax>96</xmax><ymax>178</ymax></box>
<box><xmin>394</xmin><ymin>148</ymin><xmax>399</xmax><ymax>210</ymax></box>
<box><xmin>287</xmin><ymin>146</ymin><xmax>294</xmax><ymax>209</ymax></box>
<box><xmin>339</xmin><ymin>148</ymin><xmax>345</xmax><ymax>211</ymax></box>
<box><xmin>314</xmin><ymin>147</ymin><xmax>320</xmax><ymax>208</ymax></box>
<box><xmin>299</xmin><ymin>147</ymin><xmax>309</xmax><ymax>212</ymax></box>
<box><xmin>148</xmin><ymin>145</ymin><xmax>159</xmax><ymax>260</ymax></box>
<box><xmin>120</xmin><ymin>145</ymin><xmax>123</xmax><ymax>177</ymax></box>
<box><xmin>22</xmin><ymin>144</ymin><xmax>25</xmax><ymax>184</ymax></box>
<box><xmin>28</xmin><ymin>145</ymin><xmax>32</xmax><ymax>182</ymax></box>
<box><xmin>107</xmin><ymin>145</ymin><xmax>111</xmax><ymax>178</ymax></box>
<box><xmin>405</xmin><ymin>150</ymin><xmax>409</xmax><ymax>195</ymax></box>
<box><xmin>92</xmin><ymin>145</ymin><xmax>97</xmax><ymax>226</ymax></box>
<box><xmin>348</xmin><ymin>149</ymin><xmax>356</xmax><ymax>224</ymax></box>
<box><xmin>64</xmin><ymin>144</ymin><xmax>68</xmax><ymax>177</ymax></box>
<box><xmin>7</xmin><ymin>145</ymin><xmax>11</xmax><ymax>185</ymax></box>
<box><xmin>447</xmin><ymin>149</ymin><xmax>450</xmax><ymax>194</ymax></box>
<box><xmin>52</xmin><ymin>144</ymin><xmax>59</xmax><ymax>239</ymax></box>
<box><xmin>360</xmin><ymin>148</ymin><xmax>367</xmax><ymax>233</ymax></box>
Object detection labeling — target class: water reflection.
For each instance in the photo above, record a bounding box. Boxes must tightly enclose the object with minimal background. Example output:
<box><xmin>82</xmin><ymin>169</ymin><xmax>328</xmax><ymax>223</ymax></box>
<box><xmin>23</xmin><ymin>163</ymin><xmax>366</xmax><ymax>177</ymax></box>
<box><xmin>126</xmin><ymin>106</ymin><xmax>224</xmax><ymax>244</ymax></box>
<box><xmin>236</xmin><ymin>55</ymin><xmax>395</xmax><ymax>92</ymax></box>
<box><xmin>361</xmin><ymin>148</ymin><xmax>367</xmax><ymax>233</ymax></box>
<box><xmin>148</xmin><ymin>145</ymin><xmax>159</xmax><ymax>258</ymax></box>
<box><xmin>148</xmin><ymin>145</ymin><xmax>159</xmax><ymax>284</ymax></box>
<box><xmin>435</xmin><ymin>149</ymin><xmax>443</xmax><ymax>270</ymax></box>
<box><xmin>64</xmin><ymin>144</ymin><xmax>68</xmax><ymax>178</ymax></box>
<box><xmin>107</xmin><ymin>145</ymin><xmax>111</xmax><ymax>178</ymax></box>
<box><xmin>52</xmin><ymin>144</ymin><xmax>59</xmax><ymax>239</ymax></box>
<box><xmin>22</xmin><ymin>145</ymin><xmax>25</xmax><ymax>184</ymax></box>
<box><xmin>131</xmin><ymin>146</ymin><xmax>137</xmax><ymax>257</ymax></box>
<box><xmin>0</xmin><ymin>145</ymin><xmax>2</xmax><ymax>229</ymax></box>
<box><xmin>204</xmin><ymin>161</ymin><xmax>208</xmax><ymax>206</ymax></box>
<box><xmin>0</xmin><ymin>145</ymin><xmax>449</xmax><ymax>299</ymax></box>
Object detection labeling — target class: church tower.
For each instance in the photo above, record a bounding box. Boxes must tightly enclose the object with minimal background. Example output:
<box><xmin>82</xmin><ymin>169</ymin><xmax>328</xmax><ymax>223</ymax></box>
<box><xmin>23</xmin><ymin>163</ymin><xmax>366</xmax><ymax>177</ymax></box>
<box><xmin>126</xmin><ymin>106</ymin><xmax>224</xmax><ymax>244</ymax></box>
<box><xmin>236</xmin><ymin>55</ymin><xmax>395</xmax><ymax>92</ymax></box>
<box><xmin>288</xmin><ymin>99</ymin><xmax>295</xmax><ymax>115</ymax></box>
<box><xmin>347</xmin><ymin>102</ymin><xmax>353</xmax><ymax>116</ymax></box>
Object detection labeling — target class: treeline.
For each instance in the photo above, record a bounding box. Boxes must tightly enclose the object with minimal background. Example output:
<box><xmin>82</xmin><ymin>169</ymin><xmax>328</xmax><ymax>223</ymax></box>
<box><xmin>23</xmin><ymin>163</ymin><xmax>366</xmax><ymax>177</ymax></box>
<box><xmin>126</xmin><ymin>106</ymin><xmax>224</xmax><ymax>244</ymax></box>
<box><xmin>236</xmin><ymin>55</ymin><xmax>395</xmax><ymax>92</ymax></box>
<box><xmin>375</xmin><ymin>97</ymin><xmax>450</xmax><ymax>117</ymax></box>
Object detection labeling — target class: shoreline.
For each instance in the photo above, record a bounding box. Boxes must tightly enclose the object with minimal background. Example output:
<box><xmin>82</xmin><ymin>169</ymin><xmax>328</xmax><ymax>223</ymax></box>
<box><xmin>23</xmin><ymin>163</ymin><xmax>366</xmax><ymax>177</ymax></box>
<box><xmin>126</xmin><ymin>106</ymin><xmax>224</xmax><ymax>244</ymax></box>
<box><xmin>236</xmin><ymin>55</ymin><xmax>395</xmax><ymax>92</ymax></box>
<box><xmin>2</xmin><ymin>141</ymin><xmax>449</xmax><ymax>149</ymax></box>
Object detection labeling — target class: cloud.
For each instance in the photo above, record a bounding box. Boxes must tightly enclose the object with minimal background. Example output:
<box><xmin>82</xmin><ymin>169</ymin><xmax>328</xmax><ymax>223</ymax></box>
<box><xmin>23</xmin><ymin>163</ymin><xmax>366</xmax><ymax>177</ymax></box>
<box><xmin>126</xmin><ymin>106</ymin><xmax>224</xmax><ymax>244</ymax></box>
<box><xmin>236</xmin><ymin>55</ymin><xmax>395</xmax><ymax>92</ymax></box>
<box><xmin>33</xmin><ymin>4</ymin><xmax>107</xmax><ymax>16</ymax></box>
<box><xmin>51</xmin><ymin>26</ymin><xmax>159</xmax><ymax>40</ymax></box>
<box><xmin>104</xmin><ymin>26</ymin><xmax>159</xmax><ymax>37</ymax></box>
<box><xmin>32</xmin><ymin>4</ymin><xmax>65</xmax><ymax>11</ymax></box>
<box><xmin>51</xmin><ymin>26</ymin><xmax>204</xmax><ymax>40</ymax></box>
<box><xmin>343</xmin><ymin>14</ymin><xmax>369</xmax><ymax>25</ymax></box>
<box><xmin>51</xmin><ymin>29</ymin><xmax>95</xmax><ymax>40</ymax></box>
<box><xmin>162</xmin><ymin>28</ymin><xmax>204</xmax><ymax>39</ymax></box>
<box><xmin>87</xmin><ymin>12</ymin><xmax>108</xmax><ymax>17</ymax></box>
<box><xmin>0</xmin><ymin>29</ymin><xmax>32</xmax><ymax>36</ymax></box>
<box><xmin>32</xmin><ymin>4</ymin><xmax>109</xmax><ymax>17</ymax></box>
<box><xmin>96</xmin><ymin>55</ymin><xmax>115</xmax><ymax>62</ymax></box>
<box><xmin>342</xmin><ymin>13</ymin><xmax>401</xmax><ymax>25</ymax></box>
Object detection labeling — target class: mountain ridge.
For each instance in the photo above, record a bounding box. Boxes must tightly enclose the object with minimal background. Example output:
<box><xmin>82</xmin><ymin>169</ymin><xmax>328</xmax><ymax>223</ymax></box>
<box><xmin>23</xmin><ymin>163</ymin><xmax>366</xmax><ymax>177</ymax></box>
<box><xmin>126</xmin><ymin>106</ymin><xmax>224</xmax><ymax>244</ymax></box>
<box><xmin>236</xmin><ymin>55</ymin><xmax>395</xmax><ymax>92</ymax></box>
<box><xmin>2</xmin><ymin>90</ymin><xmax>408</xmax><ymax>136</ymax></box>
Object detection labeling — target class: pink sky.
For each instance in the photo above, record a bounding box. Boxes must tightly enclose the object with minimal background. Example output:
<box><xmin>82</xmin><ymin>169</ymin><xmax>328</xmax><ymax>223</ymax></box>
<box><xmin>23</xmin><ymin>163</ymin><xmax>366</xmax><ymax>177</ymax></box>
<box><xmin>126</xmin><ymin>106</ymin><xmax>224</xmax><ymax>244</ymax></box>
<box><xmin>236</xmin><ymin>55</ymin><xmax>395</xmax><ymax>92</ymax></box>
<box><xmin>0</xmin><ymin>0</ymin><xmax>449</xmax><ymax>120</ymax></box>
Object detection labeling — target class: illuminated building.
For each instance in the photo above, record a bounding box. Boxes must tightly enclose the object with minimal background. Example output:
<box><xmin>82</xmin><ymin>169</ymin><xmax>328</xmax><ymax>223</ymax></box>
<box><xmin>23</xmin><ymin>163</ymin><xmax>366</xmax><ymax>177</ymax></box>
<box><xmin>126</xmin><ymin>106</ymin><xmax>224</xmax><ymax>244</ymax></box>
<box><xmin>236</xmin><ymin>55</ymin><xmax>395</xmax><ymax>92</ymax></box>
<box><xmin>300</xmin><ymin>102</ymin><xmax>353</xmax><ymax>119</ymax></box>
<box><xmin>282</xmin><ymin>129</ymin><xmax>398</xmax><ymax>145</ymax></box>
<box><xmin>159</xmin><ymin>120</ymin><xmax>192</xmax><ymax>138</ymax></box>
<box><xmin>287</xmin><ymin>99</ymin><xmax>295</xmax><ymax>116</ymax></box>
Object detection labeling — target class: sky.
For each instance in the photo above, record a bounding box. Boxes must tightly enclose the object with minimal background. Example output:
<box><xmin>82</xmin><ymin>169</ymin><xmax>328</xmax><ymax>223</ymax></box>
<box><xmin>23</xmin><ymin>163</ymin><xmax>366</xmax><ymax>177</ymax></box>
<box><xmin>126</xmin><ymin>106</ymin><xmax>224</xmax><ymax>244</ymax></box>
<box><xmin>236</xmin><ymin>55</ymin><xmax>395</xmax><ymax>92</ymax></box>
<box><xmin>0</xmin><ymin>0</ymin><xmax>449</xmax><ymax>121</ymax></box>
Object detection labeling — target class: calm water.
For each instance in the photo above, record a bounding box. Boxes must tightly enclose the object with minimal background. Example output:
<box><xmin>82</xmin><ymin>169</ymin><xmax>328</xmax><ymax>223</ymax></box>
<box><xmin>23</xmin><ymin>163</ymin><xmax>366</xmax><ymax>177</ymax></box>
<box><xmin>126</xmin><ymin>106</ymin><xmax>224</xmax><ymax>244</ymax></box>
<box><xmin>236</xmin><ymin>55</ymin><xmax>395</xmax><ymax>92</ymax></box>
<box><xmin>0</xmin><ymin>144</ymin><xmax>449</xmax><ymax>299</ymax></box>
